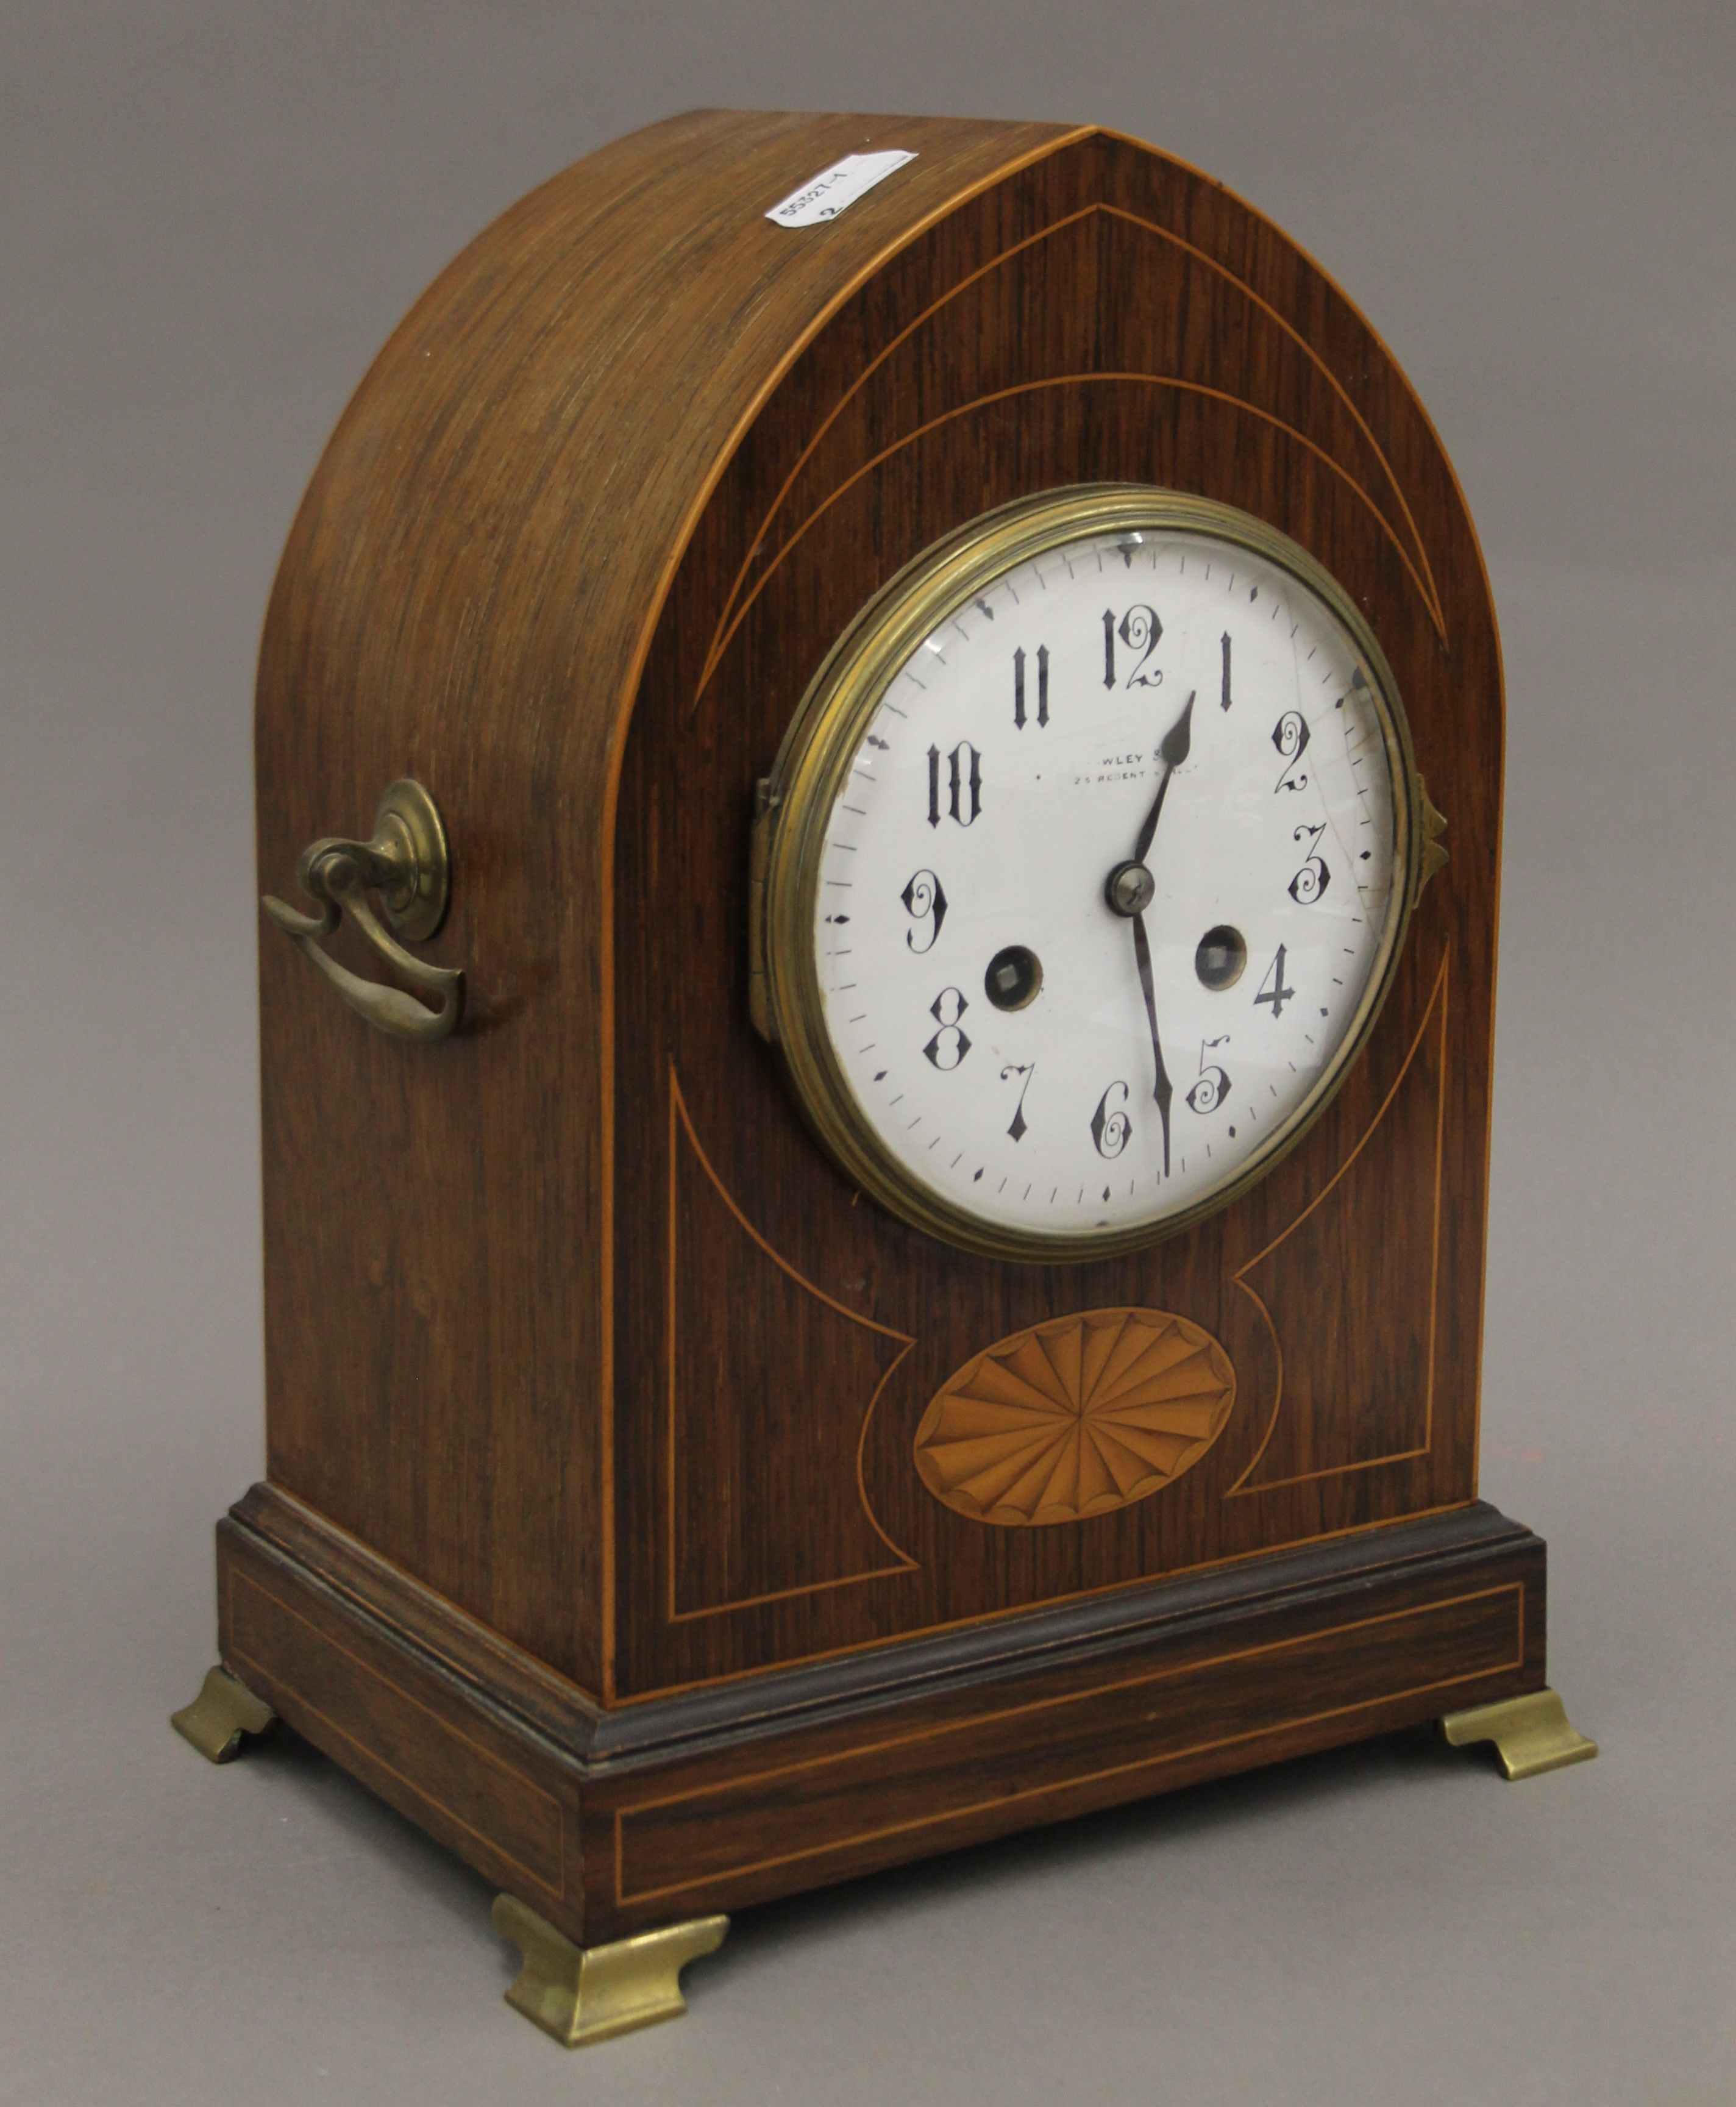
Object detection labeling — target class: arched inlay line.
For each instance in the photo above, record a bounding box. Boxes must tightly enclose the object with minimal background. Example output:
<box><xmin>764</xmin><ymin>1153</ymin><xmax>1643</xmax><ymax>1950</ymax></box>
<box><xmin>693</xmin><ymin>201</ymin><xmax>1444</xmax><ymax>704</ymax></box>
<box><xmin>666</xmin><ymin>1067</ymin><xmax>918</xmax><ymax>1624</ymax></box>
<box><xmin>695</xmin><ymin>205</ymin><xmax>1101</xmax><ymax>696</ymax></box>
<box><xmin>1093</xmin><ymin>207</ymin><xmax>1443</xmax><ymax>637</ymax></box>
<box><xmin>1225</xmin><ymin>950</ymin><xmax>1451</xmax><ymax>1495</ymax></box>
<box><xmin>695</xmin><ymin>373</ymin><xmax>1447</xmax><ymax>694</ymax></box>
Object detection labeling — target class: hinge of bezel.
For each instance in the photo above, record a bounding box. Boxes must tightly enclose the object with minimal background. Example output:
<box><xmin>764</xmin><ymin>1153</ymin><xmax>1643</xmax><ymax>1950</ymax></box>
<box><xmin>1412</xmin><ymin>772</ymin><xmax>1449</xmax><ymax>906</ymax></box>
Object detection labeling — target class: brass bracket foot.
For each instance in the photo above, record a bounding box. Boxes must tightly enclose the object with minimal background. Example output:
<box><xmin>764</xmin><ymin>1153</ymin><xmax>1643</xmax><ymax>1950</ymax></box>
<box><xmin>492</xmin><ymin>1894</ymin><xmax>729</xmax><ymax>2048</ymax></box>
<box><xmin>170</xmin><ymin>1664</ymin><xmax>279</xmax><ymax>1763</ymax></box>
<box><xmin>1439</xmin><ymin>1687</ymin><xmax>1598</xmax><ymax>1780</ymax></box>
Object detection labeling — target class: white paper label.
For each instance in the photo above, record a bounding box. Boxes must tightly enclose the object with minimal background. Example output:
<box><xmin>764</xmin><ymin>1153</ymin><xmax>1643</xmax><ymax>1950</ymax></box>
<box><xmin>765</xmin><ymin>150</ymin><xmax>916</xmax><ymax>228</ymax></box>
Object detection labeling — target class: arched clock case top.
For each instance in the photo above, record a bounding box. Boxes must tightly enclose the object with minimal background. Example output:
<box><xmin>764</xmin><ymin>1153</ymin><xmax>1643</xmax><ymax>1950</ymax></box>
<box><xmin>183</xmin><ymin>111</ymin><xmax>1587</xmax><ymax>2041</ymax></box>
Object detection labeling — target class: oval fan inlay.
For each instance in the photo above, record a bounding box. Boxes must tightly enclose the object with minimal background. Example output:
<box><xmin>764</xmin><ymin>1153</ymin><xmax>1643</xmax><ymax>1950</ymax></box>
<box><xmin>913</xmin><ymin>1308</ymin><xmax>1236</xmax><ymax>1527</ymax></box>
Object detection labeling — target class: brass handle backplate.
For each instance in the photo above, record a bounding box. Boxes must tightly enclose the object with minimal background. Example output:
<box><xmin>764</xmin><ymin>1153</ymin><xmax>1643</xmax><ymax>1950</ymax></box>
<box><xmin>261</xmin><ymin>779</ymin><xmax>464</xmax><ymax>1042</ymax></box>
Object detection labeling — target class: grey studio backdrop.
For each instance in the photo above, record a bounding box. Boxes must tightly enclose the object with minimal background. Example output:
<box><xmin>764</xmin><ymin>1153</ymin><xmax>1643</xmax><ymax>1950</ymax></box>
<box><xmin>3</xmin><ymin>4</ymin><xmax>1730</xmax><ymax>2101</ymax></box>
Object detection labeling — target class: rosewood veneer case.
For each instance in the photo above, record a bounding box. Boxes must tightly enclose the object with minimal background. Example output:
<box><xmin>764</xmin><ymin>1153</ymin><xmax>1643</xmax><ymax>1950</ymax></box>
<box><xmin>173</xmin><ymin>109</ymin><xmax>1594</xmax><ymax>2048</ymax></box>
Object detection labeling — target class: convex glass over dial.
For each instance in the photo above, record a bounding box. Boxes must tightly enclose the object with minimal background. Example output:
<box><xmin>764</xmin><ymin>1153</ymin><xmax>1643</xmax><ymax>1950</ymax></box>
<box><xmin>756</xmin><ymin>488</ymin><xmax>1425</xmax><ymax>1261</ymax></box>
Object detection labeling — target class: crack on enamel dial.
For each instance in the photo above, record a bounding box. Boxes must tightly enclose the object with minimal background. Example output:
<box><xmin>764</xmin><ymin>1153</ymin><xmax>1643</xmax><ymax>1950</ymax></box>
<box><xmin>761</xmin><ymin>489</ymin><xmax>1420</xmax><ymax>1262</ymax></box>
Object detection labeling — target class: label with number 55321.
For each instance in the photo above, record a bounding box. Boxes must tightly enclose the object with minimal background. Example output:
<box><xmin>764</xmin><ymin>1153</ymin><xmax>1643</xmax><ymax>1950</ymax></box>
<box><xmin>765</xmin><ymin>150</ymin><xmax>916</xmax><ymax>228</ymax></box>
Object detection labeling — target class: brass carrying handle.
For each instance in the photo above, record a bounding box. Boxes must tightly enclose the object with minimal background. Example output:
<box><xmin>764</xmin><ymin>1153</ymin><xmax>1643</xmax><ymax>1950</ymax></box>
<box><xmin>261</xmin><ymin>779</ymin><xmax>464</xmax><ymax>1043</ymax></box>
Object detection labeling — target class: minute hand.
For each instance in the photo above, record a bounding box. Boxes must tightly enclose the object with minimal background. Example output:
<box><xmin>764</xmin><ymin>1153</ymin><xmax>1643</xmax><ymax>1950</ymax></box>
<box><xmin>1131</xmin><ymin>910</ymin><xmax>1173</xmax><ymax>1174</ymax></box>
<box><xmin>1129</xmin><ymin>699</ymin><xmax>1197</xmax><ymax>1180</ymax></box>
<box><xmin>1101</xmin><ymin>691</ymin><xmax>1195</xmax><ymax>1178</ymax></box>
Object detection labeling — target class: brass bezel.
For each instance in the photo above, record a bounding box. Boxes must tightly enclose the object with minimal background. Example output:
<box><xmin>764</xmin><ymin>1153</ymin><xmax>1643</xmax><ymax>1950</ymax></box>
<box><xmin>760</xmin><ymin>485</ymin><xmax>1425</xmax><ymax>1264</ymax></box>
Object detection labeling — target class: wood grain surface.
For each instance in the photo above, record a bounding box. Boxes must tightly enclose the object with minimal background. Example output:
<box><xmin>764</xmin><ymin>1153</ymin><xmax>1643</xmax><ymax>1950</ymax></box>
<box><xmin>218</xmin><ymin>1491</ymin><xmax>1545</xmax><ymax>1945</ymax></box>
<box><xmin>251</xmin><ymin>109</ymin><xmax>1506</xmax><ymax>1736</ymax></box>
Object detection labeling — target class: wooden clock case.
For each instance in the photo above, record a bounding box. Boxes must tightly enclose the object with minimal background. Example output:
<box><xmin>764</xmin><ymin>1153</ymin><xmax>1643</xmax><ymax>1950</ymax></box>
<box><xmin>180</xmin><ymin>109</ymin><xmax>1592</xmax><ymax>2033</ymax></box>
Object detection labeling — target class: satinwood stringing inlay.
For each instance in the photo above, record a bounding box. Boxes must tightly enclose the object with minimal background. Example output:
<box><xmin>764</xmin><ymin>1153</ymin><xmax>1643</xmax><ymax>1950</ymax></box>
<box><xmin>913</xmin><ymin>1308</ymin><xmax>1236</xmax><ymax>1527</ymax></box>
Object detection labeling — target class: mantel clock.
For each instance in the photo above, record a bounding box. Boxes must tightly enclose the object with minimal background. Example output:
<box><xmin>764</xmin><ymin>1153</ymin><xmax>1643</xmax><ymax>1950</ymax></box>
<box><xmin>174</xmin><ymin>110</ymin><xmax>1594</xmax><ymax>2048</ymax></box>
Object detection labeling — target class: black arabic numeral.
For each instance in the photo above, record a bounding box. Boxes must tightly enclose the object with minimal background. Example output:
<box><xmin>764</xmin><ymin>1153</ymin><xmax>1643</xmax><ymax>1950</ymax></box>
<box><xmin>1103</xmin><ymin>605</ymin><xmax>1164</xmax><ymax>690</ymax></box>
<box><xmin>923</xmin><ymin>985</ymin><xmax>971</xmax><ymax>1069</ymax></box>
<box><xmin>947</xmin><ymin>741</ymin><xmax>981</xmax><ymax>825</ymax></box>
<box><xmin>900</xmin><ymin>868</ymin><xmax>947</xmax><ymax>954</ymax></box>
<box><xmin>1186</xmin><ymin>1036</ymin><xmax>1233</xmax><ymax>1114</ymax></box>
<box><xmin>927</xmin><ymin>742</ymin><xmax>981</xmax><ymax>827</ymax></box>
<box><xmin>1117</xmin><ymin>604</ymin><xmax>1163</xmax><ymax>686</ymax></box>
<box><xmin>1254</xmin><ymin>944</ymin><xmax>1295</xmax><ymax>1018</ymax></box>
<box><xmin>1186</xmin><ymin>1068</ymin><xmax>1231</xmax><ymax>1115</ymax></box>
<box><xmin>1272</xmin><ymin>709</ymin><xmax>1311</xmax><ymax>792</ymax></box>
<box><xmin>1090</xmin><ymin>1080</ymin><xmax>1132</xmax><ymax>1159</ymax></box>
<box><xmin>1000</xmin><ymin>1061</ymin><xmax>1036</xmax><ymax>1141</ymax></box>
<box><xmin>1287</xmin><ymin>822</ymin><xmax>1331</xmax><ymax>904</ymax></box>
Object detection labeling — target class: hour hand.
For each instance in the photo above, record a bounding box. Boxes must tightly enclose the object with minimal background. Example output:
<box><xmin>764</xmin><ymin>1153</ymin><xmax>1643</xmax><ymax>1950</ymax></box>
<box><xmin>1105</xmin><ymin>688</ymin><xmax>1195</xmax><ymax>919</ymax></box>
<box><xmin>1133</xmin><ymin>690</ymin><xmax>1195</xmax><ymax>863</ymax></box>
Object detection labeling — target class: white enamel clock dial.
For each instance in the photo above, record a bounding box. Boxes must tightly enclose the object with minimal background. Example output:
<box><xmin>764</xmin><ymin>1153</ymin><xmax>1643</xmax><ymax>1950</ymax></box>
<box><xmin>763</xmin><ymin>490</ymin><xmax>1419</xmax><ymax>1260</ymax></box>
